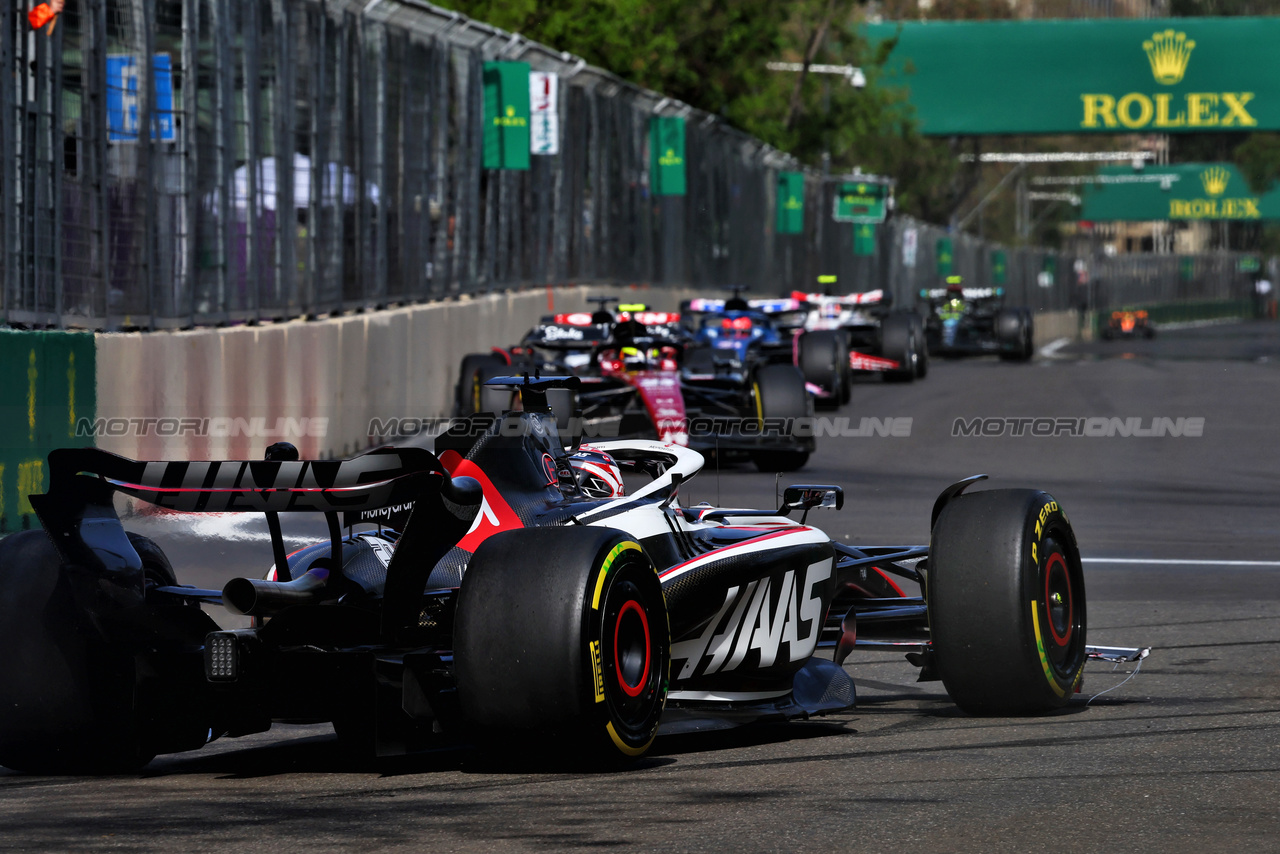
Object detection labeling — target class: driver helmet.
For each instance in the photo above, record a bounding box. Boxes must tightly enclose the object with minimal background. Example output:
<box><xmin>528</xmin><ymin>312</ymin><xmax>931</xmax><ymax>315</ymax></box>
<box><xmin>570</xmin><ymin>446</ymin><xmax>626</xmax><ymax>499</ymax></box>
<box><xmin>620</xmin><ymin>346</ymin><xmax>647</xmax><ymax>371</ymax></box>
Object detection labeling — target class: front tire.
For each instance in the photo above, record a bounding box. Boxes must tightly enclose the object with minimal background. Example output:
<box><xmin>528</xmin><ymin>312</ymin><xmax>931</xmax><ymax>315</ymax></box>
<box><xmin>928</xmin><ymin>489</ymin><xmax>1087</xmax><ymax>715</ymax></box>
<box><xmin>454</xmin><ymin>527</ymin><xmax>669</xmax><ymax>763</ymax></box>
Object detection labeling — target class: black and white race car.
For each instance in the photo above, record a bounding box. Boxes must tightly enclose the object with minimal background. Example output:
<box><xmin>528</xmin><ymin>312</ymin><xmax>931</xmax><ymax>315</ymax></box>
<box><xmin>0</xmin><ymin>377</ymin><xmax>1146</xmax><ymax>772</ymax></box>
<box><xmin>921</xmin><ymin>282</ymin><xmax>1035</xmax><ymax>361</ymax></box>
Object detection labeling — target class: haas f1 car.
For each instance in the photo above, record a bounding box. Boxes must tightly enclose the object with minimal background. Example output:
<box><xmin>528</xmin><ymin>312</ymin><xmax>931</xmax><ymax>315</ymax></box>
<box><xmin>921</xmin><ymin>283</ymin><xmax>1035</xmax><ymax>361</ymax></box>
<box><xmin>772</xmin><ymin>288</ymin><xmax>929</xmax><ymax>401</ymax></box>
<box><xmin>456</xmin><ymin>297</ymin><xmax>814</xmax><ymax>472</ymax></box>
<box><xmin>0</xmin><ymin>377</ymin><xmax>1146</xmax><ymax>773</ymax></box>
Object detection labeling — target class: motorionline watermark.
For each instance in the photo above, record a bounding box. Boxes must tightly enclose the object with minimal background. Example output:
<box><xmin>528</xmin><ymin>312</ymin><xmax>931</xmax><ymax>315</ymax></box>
<box><xmin>76</xmin><ymin>417</ymin><xmax>330</xmax><ymax>439</ymax></box>
<box><xmin>368</xmin><ymin>415</ymin><xmax>914</xmax><ymax>440</ymax></box>
<box><xmin>952</xmin><ymin>416</ymin><xmax>1205</xmax><ymax>438</ymax></box>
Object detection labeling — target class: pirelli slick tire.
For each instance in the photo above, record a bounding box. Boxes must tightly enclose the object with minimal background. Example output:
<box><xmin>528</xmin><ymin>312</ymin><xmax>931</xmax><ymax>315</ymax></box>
<box><xmin>473</xmin><ymin>361</ymin><xmax>518</xmax><ymax>415</ymax></box>
<box><xmin>910</xmin><ymin>315</ymin><xmax>930</xmax><ymax>379</ymax></box>
<box><xmin>455</xmin><ymin>353</ymin><xmax>505</xmax><ymax>415</ymax></box>
<box><xmin>0</xmin><ymin>531</ymin><xmax>154</xmax><ymax>773</ymax></box>
<box><xmin>455</xmin><ymin>527</ymin><xmax>669</xmax><ymax>763</ymax></box>
<box><xmin>799</xmin><ymin>331</ymin><xmax>849</xmax><ymax>410</ymax></box>
<box><xmin>880</xmin><ymin>313</ymin><xmax>919</xmax><ymax>382</ymax></box>
<box><xmin>929</xmin><ymin>489</ymin><xmax>1087</xmax><ymax>715</ymax></box>
<box><xmin>997</xmin><ymin>309</ymin><xmax>1034</xmax><ymax>362</ymax></box>
<box><xmin>751</xmin><ymin>363</ymin><xmax>811</xmax><ymax>473</ymax></box>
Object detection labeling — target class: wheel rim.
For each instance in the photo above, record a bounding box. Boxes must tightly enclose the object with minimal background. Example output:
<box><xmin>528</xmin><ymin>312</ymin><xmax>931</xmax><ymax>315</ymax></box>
<box><xmin>600</xmin><ymin>568</ymin><xmax>667</xmax><ymax>745</ymax></box>
<box><xmin>1038</xmin><ymin>533</ymin><xmax>1085</xmax><ymax>677</ymax></box>
<box><xmin>613</xmin><ymin>599</ymin><xmax>651</xmax><ymax>698</ymax></box>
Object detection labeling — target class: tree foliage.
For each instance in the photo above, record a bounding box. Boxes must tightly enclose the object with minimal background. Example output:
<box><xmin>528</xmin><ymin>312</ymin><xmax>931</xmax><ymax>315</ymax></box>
<box><xmin>434</xmin><ymin>0</ymin><xmax>963</xmax><ymax>222</ymax></box>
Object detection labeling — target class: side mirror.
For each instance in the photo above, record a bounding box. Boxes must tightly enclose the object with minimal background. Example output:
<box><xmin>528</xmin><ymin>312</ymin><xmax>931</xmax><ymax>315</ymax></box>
<box><xmin>780</xmin><ymin>484</ymin><xmax>844</xmax><ymax>524</ymax></box>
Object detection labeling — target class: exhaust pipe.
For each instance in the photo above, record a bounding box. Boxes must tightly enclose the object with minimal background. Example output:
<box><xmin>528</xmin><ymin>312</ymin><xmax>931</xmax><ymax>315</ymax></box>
<box><xmin>222</xmin><ymin>566</ymin><xmax>330</xmax><ymax>617</ymax></box>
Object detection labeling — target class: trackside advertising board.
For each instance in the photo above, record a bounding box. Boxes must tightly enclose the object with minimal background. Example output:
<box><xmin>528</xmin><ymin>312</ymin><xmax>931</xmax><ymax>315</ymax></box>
<box><xmin>1081</xmin><ymin>163</ymin><xmax>1280</xmax><ymax>221</ymax></box>
<box><xmin>0</xmin><ymin>331</ymin><xmax>96</xmax><ymax>533</ymax></box>
<box><xmin>863</xmin><ymin>18</ymin><xmax>1280</xmax><ymax>134</ymax></box>
<box><xmin>482</xmin><ymin>62</ymin><xmax>531</xmax><ymax>170</ymax></box>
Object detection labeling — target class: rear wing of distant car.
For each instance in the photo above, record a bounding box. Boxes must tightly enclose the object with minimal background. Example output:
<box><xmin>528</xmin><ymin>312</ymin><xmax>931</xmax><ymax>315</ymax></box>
<box><xmin>789</xmin><ymin>289</ymin><xmax>886</xmax><ymax>306</ymax></box>
<box><xmin>921</xmin><ymin>287</ymin><xmax>1004</xmax><ymax>303</ymax></box>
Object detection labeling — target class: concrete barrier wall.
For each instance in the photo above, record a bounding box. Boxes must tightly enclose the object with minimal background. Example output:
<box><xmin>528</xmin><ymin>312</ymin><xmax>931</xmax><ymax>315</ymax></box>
<box><xmin>89</xmin><ymin>295</ymin><xmax>1084</xmax><ymax>464</ymax></box>
<box><xmin>93</xmin><ymin>285</ymin><xmax>690</xmax><ymax>462</ymax></box>
<box><xmin>1031</xmin><ymin>310</ymin><xmax>1084</xmax><ymax>348</ymax></box>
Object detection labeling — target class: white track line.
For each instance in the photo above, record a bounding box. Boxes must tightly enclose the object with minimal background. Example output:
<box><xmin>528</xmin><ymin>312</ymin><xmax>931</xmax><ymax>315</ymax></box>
<box><xmin>1038</xmin><ymin>337</ymin><xmax>1071</xmax><ymax>359</ymax></box>
<box><xmin>1084</xmin><ymin>557</ymin><xmax>1280</xmax><ymax>567</ymax></box>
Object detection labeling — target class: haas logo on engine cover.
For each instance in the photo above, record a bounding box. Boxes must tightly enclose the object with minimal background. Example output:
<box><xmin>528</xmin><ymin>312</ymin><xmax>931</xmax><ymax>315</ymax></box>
<box><xmin>670</xmin><ymin>559</ymin><xmax>832</xmax><ymax>679</ymax></box>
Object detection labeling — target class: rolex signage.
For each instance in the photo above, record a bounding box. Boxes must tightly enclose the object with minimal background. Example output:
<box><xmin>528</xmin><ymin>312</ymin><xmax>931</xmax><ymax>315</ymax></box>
<box><xmin>483</xmin><ymin>62</ymin><xmax>531</xmax><ymax>170</ymax></box>
<box><xmin>864</xmin><ymin>18</ymin><xmax>1280</xmax><ymax>134</ymax></box>
<box><xmin>936</xmin><ymin>238</ymin><xmax>953</xmax><ymax>276</ymax></box>
<box><xmin>853</xmin><ymin>223</ymin><xmax>876</xmax><ymax>256</ymax></box>
<box><xmin>650</xmin><ymin>116</ymin><xmax>686</xmax><ymax>196</ymax></box>
<box><xmin>991</xmin><ymin>250</ymin><xmax>1007</xmax><ymax>285</ymax></box>
<box><xmin>777</xmin><ymin>172</ymin><xmax>805</xmax><ymax>234</ymax></box>
<box><xmin>833</xmin><ymin>180</ymin><xmax>887</xmax><ymax>223</ymax></box>
<box><xmin>1080</xmin><ymin>163</ymin><xmax>1280</xmax><ymax>221</ymax></box>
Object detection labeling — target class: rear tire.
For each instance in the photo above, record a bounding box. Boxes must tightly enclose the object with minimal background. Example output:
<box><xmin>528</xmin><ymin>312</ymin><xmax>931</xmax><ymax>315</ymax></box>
<box><xmin>455</xmin><ymin>527</ymin><xmax>669</xmax><ymax>764</ymax></box>
<box><xmin>751</xmin><ymin>363</ymin><xmax>811</xmax><ymax>472</ymax></box>
<box><xmin>473</xmin><ymin>361</ymin><xmax>517</xmax><ymax>415</ymax></box>
<box><xmin>880</xmin><ymin>314</ymin><xmax>919</xmax><ymax>382</ymax></box>
<box><xmin>799</xmin><ymin>331</ymin><xmax>849</xmax><ymax>410</ymax></box>
<box><xmin>997</xmin><ymin>309</ymin><xmax>1033</xmax><ymax>362</ymax></box>
<box><xmin>455</xmin><ymin>353</ymin><xmax>505</xmax><ymax>415</ymax></box>
<box><xmin>0</xmin><ymin>531</ymin><xmax>155</xmax><ymax>773</ymax></box>
<box><xmin>929</xmin><ymin>489</ymin><xmax>1087</xmax><ymax>715</ymax></box>
<box><xmin>909</xmin><ymin>315</ymin><xmax>929</xmax><ymax>379</ymax></box>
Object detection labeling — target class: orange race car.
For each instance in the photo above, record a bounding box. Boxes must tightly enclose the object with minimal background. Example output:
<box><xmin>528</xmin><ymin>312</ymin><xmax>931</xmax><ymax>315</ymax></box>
<box><xmin>1102</xmin><ymin>309</ymin><xmax>1155</xmax><ymax>340</ymax></box>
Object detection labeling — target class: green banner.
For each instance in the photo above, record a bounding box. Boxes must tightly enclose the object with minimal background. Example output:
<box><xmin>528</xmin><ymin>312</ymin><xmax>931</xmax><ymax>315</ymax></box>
<box><xmin>864</xmin><ymin>18</ymin><xmax>1280</xmax><ymax>134</ymax></box>
<box><xmin>1081</xmin><ymin>163</ymin><xmax>1280</xmax><ymax>221</ymax></box>
<box><xmin>853</xmin><ymin>223</ymin><xmax>876</xmax><ymax>256</ymax></box>
<box><xmin>0</xmin><ymin>330</ymin><xmax>96</xmax><ymax>532</ymax></box>
<box><xmin>1180</xmin><ymin>256</ymin><xmax>1196</xmax><ymax>281</ymax></box>
<box><xmin>650</xmin><ymin>116</ymin><xmax>687</xmax><ymax>196</ymax></box>
<box><xmin>936</xmin><ymin>238</ymin><xmax>954</xmax><ymax>276</ymax></box>
<box><xmin>482</xmin><ymin>62</ymin><xmax>531</xmax><ymax>170</ymax></box>
<box><xmin>777</xmin><ymin>172</ymin><xmax>805</xmax><ymax>234</ymax></box>
<box><xmin>991</xmin><ymin>249</ymin><xmax>1008</xmax><ymax>285</ymax></box>
<box><xmin>833</xmin><ymin>180</ymin><xmax>887</xmax><ymax>223</ymax></box>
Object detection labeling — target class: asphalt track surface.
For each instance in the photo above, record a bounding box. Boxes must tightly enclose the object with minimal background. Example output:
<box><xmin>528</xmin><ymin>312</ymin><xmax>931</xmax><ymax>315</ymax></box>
<box><xmin>3</xmin><ymin>320</ymin><xmax>1278</xmax><ymax>852</ymax></box>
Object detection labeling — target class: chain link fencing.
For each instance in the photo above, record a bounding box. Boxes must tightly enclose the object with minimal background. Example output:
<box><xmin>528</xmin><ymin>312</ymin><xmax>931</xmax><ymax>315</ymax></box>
<box><xmin>2</xmin><ymin>0</ymin><xmax>1264</xmax><ymax>330</ymax></box>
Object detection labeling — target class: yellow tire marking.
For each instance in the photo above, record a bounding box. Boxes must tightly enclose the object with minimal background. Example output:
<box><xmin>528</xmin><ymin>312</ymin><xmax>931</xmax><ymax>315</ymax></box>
<box><xmin>607</xmin><ymin>721</ymin><xmax>655</xmax><ymax>757</ymax></box>
<box><xmin>592</xmin><ymin>541</ymin><xmax>642</xmax><ymax>610</ymax></box>
<box><xmin>1031</xmin><ymin>600</ymin><xmax>1066</xmax><ymax>698</ymax></box>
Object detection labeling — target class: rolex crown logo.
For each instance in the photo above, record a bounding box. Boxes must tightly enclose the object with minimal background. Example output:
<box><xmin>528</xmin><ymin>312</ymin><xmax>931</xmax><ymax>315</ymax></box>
<box><xmin>1142</xmin><ymin>29</ymin><xmax>1195</xmax><ymax>85</ymax></box>
<box><xmin>1200</xmin><ymin>166</ymin><xmax>1229</xmax><ymax>197</ymax></box>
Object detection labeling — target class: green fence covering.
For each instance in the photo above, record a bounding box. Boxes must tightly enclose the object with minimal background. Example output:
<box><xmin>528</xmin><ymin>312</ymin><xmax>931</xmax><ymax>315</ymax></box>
<box><xmin>0</xmin><ymin>330</ymin><xmax>96</xmax><ymax>532</ymax></box>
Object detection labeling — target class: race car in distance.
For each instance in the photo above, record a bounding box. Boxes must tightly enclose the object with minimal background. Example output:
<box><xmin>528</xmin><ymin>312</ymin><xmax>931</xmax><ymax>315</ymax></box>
<box><xmin>772</xmin><ymin>283</ymin><xmax>929</xmax><ymax>398</ymax></box>
<box><xmin>920</xmin><ymin>280</ymin><xmax>1035</xmax><ymax>361</ymax></box>
<box><xmin>0</xmin><ymin>376</ymin><xmax>1147</xmax><ymax>773</ymax></box>
<box><xmin>1101</xmin><ymin>309</ymin><xmax>1155</xmax><ymax>340</ymax></box>
<box><xmin>455</xmin><ymin>297</ymin><xmax>814</xmax><ymax>471</ymax></box>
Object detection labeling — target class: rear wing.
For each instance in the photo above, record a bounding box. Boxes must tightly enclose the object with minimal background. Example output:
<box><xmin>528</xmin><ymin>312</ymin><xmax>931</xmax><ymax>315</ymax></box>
<box><xmin>921</xmin><ymin>287</ymin><xmax>1003</xmax><ymax>301</ymax></box>
<box><xmin>29</xmin><ymin>446</ymin><xmax>480</xmax><ymax>638</ymax></box>
<box><xmin>35</xmin><ymin>446</ymin><xmax>444</xmax><ymax>520</ymax></box>
<box><xmin>790</xmin><ymin>289</ymin><xmax>886</xmax><ymax>306</ymax></box>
